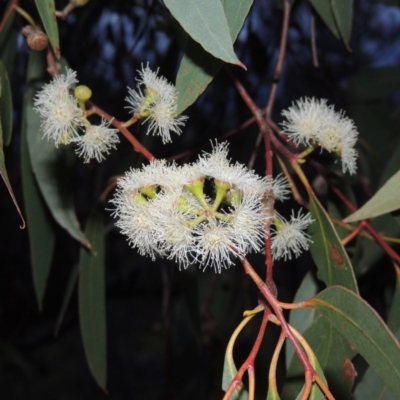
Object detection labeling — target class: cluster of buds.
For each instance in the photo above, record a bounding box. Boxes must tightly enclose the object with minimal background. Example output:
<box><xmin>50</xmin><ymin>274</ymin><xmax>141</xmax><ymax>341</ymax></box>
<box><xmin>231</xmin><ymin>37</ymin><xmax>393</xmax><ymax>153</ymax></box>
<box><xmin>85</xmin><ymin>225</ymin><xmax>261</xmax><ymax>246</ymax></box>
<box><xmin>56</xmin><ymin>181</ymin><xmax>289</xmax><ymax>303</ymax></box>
<box><xmin>111</xmin><ymin>143</ymin><xmax>313</xmax><ymax>272</ymax></box>
<box><xmin>281</xmin><ymin>97</ymin><xmax>359</xmax><ymax>174</ymax></box>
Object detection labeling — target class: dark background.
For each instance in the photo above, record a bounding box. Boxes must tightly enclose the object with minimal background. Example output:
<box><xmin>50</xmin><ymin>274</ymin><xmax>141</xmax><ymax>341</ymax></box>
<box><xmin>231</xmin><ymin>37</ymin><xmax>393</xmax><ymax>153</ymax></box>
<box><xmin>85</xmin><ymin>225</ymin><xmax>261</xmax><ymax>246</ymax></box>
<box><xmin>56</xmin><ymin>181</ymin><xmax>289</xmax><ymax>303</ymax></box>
<box><xmin>1</xmin><ymin>0</ymin><xmax>400</xmax><ymax>398</ymax></box>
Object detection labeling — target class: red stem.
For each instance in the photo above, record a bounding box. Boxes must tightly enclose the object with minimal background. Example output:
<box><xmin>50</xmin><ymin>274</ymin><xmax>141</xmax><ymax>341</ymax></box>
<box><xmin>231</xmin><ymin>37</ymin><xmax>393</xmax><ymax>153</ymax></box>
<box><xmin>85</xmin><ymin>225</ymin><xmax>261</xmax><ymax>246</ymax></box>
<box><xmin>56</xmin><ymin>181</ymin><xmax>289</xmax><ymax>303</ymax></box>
<box><xmin>240</xmin><ymin>257</ymin><xmax>316</xmax><ymax>379</ymax></box>
<box><xmin>222</xmin><ymin>309</ymin><xmax>270</xmax><ymax>400</ymax></box>
<box><xmin>333</xmin><ymin>187</ymin><xmax>400</xmax><ymax>264</ymax></box>
<box><xmin>87</xmin><ymin>103</ymin><xmax>155</xmax><ymax>161</ymax></box>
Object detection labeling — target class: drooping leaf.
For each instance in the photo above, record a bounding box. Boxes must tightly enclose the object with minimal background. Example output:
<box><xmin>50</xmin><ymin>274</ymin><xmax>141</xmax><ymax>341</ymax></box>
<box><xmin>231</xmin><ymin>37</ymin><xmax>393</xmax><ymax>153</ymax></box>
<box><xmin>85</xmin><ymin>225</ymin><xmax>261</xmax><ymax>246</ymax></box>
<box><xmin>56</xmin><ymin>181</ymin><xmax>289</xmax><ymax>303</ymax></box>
<box><xmin>348</xmin><ymin>66</ymin><xmax>400</xmax><ymax>102</ymax></box>
<box><xmin>21</xmin><ymin>86</ymin><xmax>54</xmax><ymax>310</ymax></box>
<box><xmin>222</xmin><ymin>315</ymin><xmax>251</xmax><ymax>400</ymax></box>
<box><xmin>344</xmin><ymin>169</ymin><xmax>400</xmax><ymax>222</ymax></box>
<box><xmin>164</xmin><ymin>0</ymin><xmax>243</xmax><ymax>66</ymax></box>
<box><xmin>307</xmin><ymin>286</ymin><xmax>400</xmax><ymax>396</ymax></box>
<box><xmin>0</xmin><ymin>59</ymin><xmax>13</xmax><ymax>145</ymax></box>
<box><xmin>353</xmin><ymin>329</ymin><xmax>400</xmax><ymax>400</ymax></box>
<box><xmin>308</xmin><ymin>192</ymin><xmax>358</xmax><ymax>293</ymax></box>
<box><xmin>25</xmin><ymin>52</ymin><xmax>90</xmax><ymax>248</ymax></box>
<box><xmin>79</xmin><ymin>202</ymin><xmax>107</xmax><ymax>390</ymax></box>
<box><xmin>34</xmin><ymin>0</ymin><xmax>60</xmax><ymax>58</ymax></box>
<box><xmin>286</xmin><ymin>272</ymin><xmax>318</xmax><ymax>368</ymax></box>
<box><xmin>308</xmin><ymin>0</ymin><xmax>340</xmax><ymax>39</ymax></box>
<box><xmin>175</xmin><ymin>0</ymin><xmax>254</xmax><ymax>114</ymax></box>
<box><xmin>330</xmin><ymin>0</ymin><xmax>354</xmax><ymax>44</ymax></box>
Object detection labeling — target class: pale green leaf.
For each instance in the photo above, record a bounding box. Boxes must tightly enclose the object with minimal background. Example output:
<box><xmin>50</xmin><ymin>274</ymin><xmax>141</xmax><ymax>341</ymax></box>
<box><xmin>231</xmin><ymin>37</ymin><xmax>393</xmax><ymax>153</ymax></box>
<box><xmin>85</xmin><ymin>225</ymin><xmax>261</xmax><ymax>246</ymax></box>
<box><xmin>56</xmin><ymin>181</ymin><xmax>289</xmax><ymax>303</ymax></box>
<box><xmin>176</xmin><ymin>0</ymin><xmax>253</xmax><ymax>114</ymax></box>
<box><xmin>344</xmin><ymin>169</ymin><xmax>400</xmax><ymax>222</ymax></box>
<box><xmin>164</xmin><ymin>0</ymin><xmax>242</xmax><ymax>66</ymax></box>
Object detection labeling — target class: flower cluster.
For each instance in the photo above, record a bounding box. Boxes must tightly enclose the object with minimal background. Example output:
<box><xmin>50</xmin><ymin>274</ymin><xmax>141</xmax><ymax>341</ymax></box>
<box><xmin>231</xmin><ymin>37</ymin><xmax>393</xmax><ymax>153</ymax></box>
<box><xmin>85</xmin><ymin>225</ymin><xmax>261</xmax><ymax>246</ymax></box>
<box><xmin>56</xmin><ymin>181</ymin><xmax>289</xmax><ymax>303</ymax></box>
<box><xmin>34</xmin><ymin>69</ymin><xmax>119</xmax><ymax>163</ymax></box>
<box><xmin>125</xmin><ymin>64</ymin><xmax>188</xmax><ymax>144</ymax></box>
<box><xmin>281</xmin><ymin>97</ymin><xmax>359</xmax><ymax>174</ymax></box>
<box><xmin>111</xmin><ymin>143</ymin><xmax>313</xmax><ymax>271</ymax></box>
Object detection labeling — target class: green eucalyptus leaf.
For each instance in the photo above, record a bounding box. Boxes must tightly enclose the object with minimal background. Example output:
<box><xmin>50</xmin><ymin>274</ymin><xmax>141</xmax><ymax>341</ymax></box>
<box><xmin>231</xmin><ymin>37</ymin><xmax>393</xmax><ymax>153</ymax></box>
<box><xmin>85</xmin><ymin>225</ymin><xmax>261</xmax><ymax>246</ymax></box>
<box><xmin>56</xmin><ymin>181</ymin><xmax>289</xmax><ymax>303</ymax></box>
<box><xmin>175</xmin><ymin>0</ymin><xmax>253</xmax><ymax>114</ymax></box>
<box><xmin>79</xmin><ymin>202</ymin><xmax>107</xmax><ymax>390</ymax></box>
<box><xmin>34</xmin><ymin>0</ymin><xmax>60</xmax><ymax>58</ymax></box>
<box><xmin>353</xmin><ymin>329</ymin><xmax>400</xmax><ymax>400</ymax></box>
<box><xmin>308</xmin><ymin>193</ymin><xmax>358</xmax><ymax>293</ymax></box>
<box><xmin>164</xmin><ymin>0</ymin><xmax>243</xmax><ymax>66</ymax></box>
<box><xmin>25</xmin><ymin>52</ymin><xmax>90</xmax><ymax>248</ymax></box>
<box><xmin>308</xmin><ymin>0</ymin><xmax>340</xmax><ymax>39</ymax></box>
<box><xmin>308</xmin><ymin>286</ymin><xmax>400</xmax><ymax>397</ymax></box>
<box><xmin>0</xmin><ymin>59</ymin><xmax>13</xmax><ymax>145</ymax></box>
<box><xmin>330</xmin><ymin>0</ymin><xmax>354</xmax><ymax>44</ymax></box>
<box><xmin>21</xmin><ymin>86</ymin><xmax>54</xmax><ymax>310</ymax></box>
<box><xmin>344</xmin><ymin>169</ymin><xmax>400</xmax><ymax>222</ymax></box>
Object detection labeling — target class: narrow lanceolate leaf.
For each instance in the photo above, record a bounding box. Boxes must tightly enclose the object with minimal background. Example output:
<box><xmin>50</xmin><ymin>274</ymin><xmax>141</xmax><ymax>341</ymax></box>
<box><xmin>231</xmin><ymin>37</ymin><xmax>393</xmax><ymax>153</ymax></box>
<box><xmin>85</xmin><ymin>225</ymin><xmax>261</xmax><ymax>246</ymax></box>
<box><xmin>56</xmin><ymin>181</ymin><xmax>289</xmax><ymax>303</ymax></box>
<box><xmin>330</xmin><ymin>0</ymin><xmax>354</xmax><ymax>44</ymax></box>
<box><xmin>164</xmin><ymin>0</ymin><xmax>243</xmax><ymax>66</ymax></box>
<box><xmin>176</xmin><ymin>0</ymin><xmax>254</xmax><ymax>114</ymax></box>
<box><xmin>79</xmin><ymin>202</ymin><xmax>107</xmax><ymax>390</ymax></box>
<box><xmin>34</xmin><ymin>0</ymin><xmax>60</xmax><ymax>58</ymax></box>
<box><xmin>344</xmin><ymin>169</ymin><xmax>400</xmax><ymax>222</ymax></box>
<box><xmin>21</xmin><ymin>88</ymin><xmax>54</xmax><ymax>310</ymax></box>
<box><xmin>353</xmin><ymin>329</ymin><xmax>400</xmax><ymax>400</ymax></box>
<box><xmin>308</xmin><ymin>0</ymin><xmax>340</xmax><ymax>39</ymax></box>
<box><xmin>0</xmin><ymin>59</ymin><xmax>13</xmax><ymax>145</ymax></box>
<box><xmin>307</xmin><ymin>286</ymin><xmax>400</xmax><ymax>397</ymax></box>
<box><xmin>308</xmin><ymin>193</ymin><xmax>358</xmax><ymax>293</ymax></box>
<box><xmin>0</xmin><ymin>63</ymin><xmax>25</xmax><ymax>228</ymax></box>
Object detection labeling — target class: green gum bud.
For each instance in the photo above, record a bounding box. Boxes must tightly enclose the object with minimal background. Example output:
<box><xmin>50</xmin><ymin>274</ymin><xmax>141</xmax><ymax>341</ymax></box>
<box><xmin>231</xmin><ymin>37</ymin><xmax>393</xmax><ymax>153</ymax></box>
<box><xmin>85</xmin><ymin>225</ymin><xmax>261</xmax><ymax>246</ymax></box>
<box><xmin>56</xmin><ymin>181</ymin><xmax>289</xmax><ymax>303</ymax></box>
<box><xmin>185</xmin><ymin>178</ymin><xmax>209</xmax><ymax>210</ymax></box>
<box><xmin>212</xmin><ymin>179</ymin><xmax>231</xmax><ymax>211</ymax></box>
<box><xmin>74</xmin><ymin>85</ymin><xmax>92</xmax><ymax>101</ymax></box>
<box><xmin>140</xmin><ymin>185</ymin><xmax>157</xmax><ymax>199</ymax></box>
<box><xmin>186</xmin><ymin>214</ymin><xmax>207</xmax><ymax>228</ymax></box>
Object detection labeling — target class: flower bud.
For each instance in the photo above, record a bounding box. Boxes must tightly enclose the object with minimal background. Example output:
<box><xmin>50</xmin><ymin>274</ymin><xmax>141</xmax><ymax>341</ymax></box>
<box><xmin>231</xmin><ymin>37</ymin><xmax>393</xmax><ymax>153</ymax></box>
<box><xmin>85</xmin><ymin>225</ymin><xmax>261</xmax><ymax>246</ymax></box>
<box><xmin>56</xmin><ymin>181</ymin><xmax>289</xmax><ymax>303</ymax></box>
<box><xmin>74</xmin><ymin>85</ymin><xmax>92</xmax><ymax>101</ymax></box>
<box><xmin>22</xmin><ymin>26</ymin><xmax>49</xmax><ymax>51</ymax></box>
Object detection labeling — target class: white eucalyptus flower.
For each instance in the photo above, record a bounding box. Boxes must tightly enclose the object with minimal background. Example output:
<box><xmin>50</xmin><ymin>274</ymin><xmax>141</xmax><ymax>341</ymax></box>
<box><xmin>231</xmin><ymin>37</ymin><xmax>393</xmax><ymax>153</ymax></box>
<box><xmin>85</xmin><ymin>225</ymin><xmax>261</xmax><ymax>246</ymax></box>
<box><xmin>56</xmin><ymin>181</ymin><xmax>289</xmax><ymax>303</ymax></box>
<box><xmin>271</xmin><ymin>210</ymin><xmax>313</xmax><ymax>260</ymax></box>
<box><xmin>74</xmin><ymin>119</ymin><xmax>119</xmax><ymax>163</ymax></box>
<box><xmin>281</xmin><ymin>97</ymin><xmax>359</xmax><ymax>174</ymax></box>
<box><xmin>125</xmin><ymin>64</ymin><xmax>188</xmax><ymax>143</ymax></box>
<box><xmin>34</xmin><ymin>69</ymin><xmax>84</xmax><ymax>146</ymax></box>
